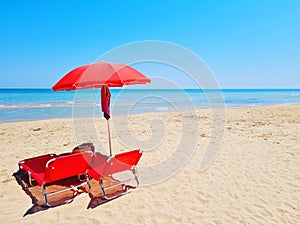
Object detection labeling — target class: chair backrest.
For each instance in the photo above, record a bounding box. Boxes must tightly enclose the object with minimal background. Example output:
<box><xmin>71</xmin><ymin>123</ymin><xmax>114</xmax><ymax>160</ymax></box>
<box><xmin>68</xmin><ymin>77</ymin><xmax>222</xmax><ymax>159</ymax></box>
<box><xmin>44</xmin><ymin>151</ymin><xmax>93</xmax><ymax>184</ymax></box>
<box><xmin>103</xmin><ymin>150</ymin><xmax>142</xmax><ymax>176</ymax></box>
<box><xmin>114</xmin><ymin>149</ymin><xmax>142</xmax><ymax>166</ymax></box>
<box><xmin>19</xmin><ymin>154</ymin><xmax>57</xmax><ymax>174</ymax></box>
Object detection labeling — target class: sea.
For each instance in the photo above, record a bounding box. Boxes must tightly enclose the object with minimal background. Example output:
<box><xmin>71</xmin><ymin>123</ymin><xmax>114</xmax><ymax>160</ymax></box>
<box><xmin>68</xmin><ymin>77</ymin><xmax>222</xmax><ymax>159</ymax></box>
<box><xmin>0</xmin><ymin>88</ymin><xmax>299</xmax><ymax>123</ymax></box>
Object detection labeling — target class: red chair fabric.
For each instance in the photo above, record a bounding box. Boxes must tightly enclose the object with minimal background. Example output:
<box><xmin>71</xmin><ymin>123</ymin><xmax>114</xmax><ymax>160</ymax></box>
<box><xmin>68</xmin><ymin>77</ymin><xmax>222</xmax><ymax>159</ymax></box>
<box><xmin>19</xmin><ymin>152</ymin><xmax>93</xmax><ymax>186</ymax></box>
<box><xmin>19</xmin><ymin>154</ymin><xmax>58</xmax><ymax>185</ymax></box>
<box><xmin>44</xmin><ymin>151</ymin><xmax>94</xmax><ymax>184</ymax></box>
<box><xmin>18</xmin><ymin>149</ymin><xmax>142</xmax><ymax>204</ymax></box>
<box><xmin>88</xmin><ymin>150</ymin><xmax>142</xmax><ymax>180</ymax></box>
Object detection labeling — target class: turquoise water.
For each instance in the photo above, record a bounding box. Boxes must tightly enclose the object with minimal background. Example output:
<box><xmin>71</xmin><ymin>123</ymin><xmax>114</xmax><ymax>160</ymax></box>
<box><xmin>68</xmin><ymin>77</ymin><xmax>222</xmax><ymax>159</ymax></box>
<box><xmin>0</xmin><ymin>89</ymin><xmax>299</xmax><ymax>123</ymax></box>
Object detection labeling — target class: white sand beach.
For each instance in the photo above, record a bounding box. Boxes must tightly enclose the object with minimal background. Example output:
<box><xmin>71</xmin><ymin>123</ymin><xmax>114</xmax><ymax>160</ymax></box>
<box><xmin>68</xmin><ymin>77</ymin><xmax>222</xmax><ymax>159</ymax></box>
<box><xmin>0</xmin><ymin>104</ymin><xmax>299</xmax><ymax>224</ymax></box>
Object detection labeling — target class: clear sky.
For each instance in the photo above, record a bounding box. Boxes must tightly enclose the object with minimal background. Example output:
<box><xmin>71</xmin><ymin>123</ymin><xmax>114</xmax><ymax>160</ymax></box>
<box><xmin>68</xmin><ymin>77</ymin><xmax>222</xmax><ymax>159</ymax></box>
<box><xmin>0</xmin><ymin>0</ymin><xmax>299</xmax><ymax>88</ymax></box>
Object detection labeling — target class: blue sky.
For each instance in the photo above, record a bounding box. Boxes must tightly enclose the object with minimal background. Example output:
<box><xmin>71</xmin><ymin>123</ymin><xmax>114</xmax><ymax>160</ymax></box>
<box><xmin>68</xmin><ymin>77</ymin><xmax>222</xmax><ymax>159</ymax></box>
<box><xmin>0</xmin><ymin>0</ymin><xmax>299</xmax><ymax>88</ymax></box>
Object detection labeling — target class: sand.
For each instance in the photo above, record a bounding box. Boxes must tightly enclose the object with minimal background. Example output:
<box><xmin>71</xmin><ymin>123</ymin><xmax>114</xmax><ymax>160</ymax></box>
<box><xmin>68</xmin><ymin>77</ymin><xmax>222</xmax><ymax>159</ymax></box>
<box><xmin>0</xmin><ymin>104</ymin><xmax>299</xmax><ymax>224</ymax></box>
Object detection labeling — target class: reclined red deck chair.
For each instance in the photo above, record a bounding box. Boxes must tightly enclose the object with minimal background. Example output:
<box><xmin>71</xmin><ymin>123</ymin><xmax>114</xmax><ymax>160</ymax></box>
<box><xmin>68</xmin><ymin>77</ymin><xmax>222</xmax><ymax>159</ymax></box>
<box><xmin>18</xmin><ymin>151</ymin><xmax>94</xmax><ymax>207</ymax></box>
<box><xmin>88</xmin><ymin>149</ymin><xmax>143</xmax><ymax>200</ymax></box>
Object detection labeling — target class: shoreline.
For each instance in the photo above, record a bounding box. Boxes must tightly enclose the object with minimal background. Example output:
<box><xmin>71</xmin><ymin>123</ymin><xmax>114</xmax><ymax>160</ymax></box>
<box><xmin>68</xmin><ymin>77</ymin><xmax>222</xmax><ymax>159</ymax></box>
<box><xmin>0</xmin><ymin>103</ymin><xmax>299</xmax><ymax>124</ymax></box>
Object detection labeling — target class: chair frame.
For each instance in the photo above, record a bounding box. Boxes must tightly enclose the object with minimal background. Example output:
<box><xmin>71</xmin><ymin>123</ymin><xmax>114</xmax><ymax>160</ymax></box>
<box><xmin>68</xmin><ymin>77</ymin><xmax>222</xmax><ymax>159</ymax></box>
<box><xmin>18</xmin><ymin>149</ymin><xmax>143</xmax><ymax>206</ymax></box>
<box><xmin>89</xmin><ymin>150</ymin><xmax>142</xmax><ymax>200</ymax></box>
<box><xmin>99</xmin><ymin>162</ymin><xmax>140</xmax><ymax>200</ymax></box>
<box><xmin>18</xmin><ymin>151</ymin><xmax>93</xmax><ymax>207</ymax></box>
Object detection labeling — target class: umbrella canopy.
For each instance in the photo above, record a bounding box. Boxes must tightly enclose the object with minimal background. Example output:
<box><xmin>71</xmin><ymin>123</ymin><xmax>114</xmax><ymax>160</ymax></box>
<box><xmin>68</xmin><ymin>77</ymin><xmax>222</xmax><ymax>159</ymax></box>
<box><xmin>52</xmin><ymin>62</ymin><xmax>151</xmax><ymax>156</ymax></box>
<box><xmin>52</xmin><ymin>62</ymin><xmax>151</xmax><ymax>91</ymax></box>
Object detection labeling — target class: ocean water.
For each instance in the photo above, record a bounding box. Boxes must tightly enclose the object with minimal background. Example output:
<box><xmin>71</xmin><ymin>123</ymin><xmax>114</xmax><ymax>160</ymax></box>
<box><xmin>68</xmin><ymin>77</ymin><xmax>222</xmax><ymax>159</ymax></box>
<box><xmin>0</xmin><ymin>88</ymin><xmax>299</xmax><ymax>123</ymax></box>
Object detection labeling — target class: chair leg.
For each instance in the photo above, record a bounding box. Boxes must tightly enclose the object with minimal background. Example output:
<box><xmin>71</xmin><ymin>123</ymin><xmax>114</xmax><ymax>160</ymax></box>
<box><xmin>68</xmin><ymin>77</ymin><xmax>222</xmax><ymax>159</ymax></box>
<box><xmin>132</xmin><ymin>168</ymin><xmax>140</xmax><ymax>187</ymax></box>
<box><xmin>99</xmin><ymin>177</ymin><xmax>107</xmax><ymax>199</ymax></box>
<box><xmin>28</xmin><ymin>171</ymin><xmax>34</xmax><ymax>187</ymax></box>
<box><xmin>99</xmin><ymin>169</ymin><xmax>140</xmax><ymax>200</ymax></box>
<box><xmin>99</xmin><ymin>177</ymin><xmax>120</xmax><ymax>200</ymax></box>
<box><xmin>42</xmin><ymin>176</ymin><xmax>90</xmax><ymax>207</ymax></box>
<box><xmin>42</xmin><ymin>184</ymin><xmax>52</xmax><ymax>207</ymax></box>
<box><xmin>86</xmin><ymin>173</ymin><xmax>91</xmax><ymax>194</ymax></box>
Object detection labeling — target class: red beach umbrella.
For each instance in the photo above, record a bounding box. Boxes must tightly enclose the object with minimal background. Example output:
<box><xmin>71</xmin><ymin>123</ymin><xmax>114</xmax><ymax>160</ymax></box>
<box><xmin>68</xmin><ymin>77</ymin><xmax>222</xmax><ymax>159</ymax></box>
<box><xmin>52</xmin><ymin>62</ymin><xmax>151</xmax><ymax>90</ymax></box>
<box><xmin>52</xmin><ymin>62</ymin><xmax>151</xmax><ymax>156</ymax></box>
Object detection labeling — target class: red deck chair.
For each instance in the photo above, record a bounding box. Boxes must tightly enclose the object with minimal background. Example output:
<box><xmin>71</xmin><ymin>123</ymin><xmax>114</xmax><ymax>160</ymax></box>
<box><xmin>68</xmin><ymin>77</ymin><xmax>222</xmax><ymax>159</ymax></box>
<box><xmin>18</xmin><ymin>151</ymin><xmax>94</xmax><ymax>207</ymax></box>
<box><xmin>88</xmin><ymin>150</ymin><xmax>143</xmax><ymax>200</ymax></box>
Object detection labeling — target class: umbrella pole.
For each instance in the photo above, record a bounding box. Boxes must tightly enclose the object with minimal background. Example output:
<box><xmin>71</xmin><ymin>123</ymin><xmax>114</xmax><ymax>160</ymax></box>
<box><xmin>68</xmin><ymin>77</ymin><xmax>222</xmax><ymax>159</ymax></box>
<box><xmin>107</xmin><ymin>120</ymin><xmax>112</xmax><ymax>156</ymax></box>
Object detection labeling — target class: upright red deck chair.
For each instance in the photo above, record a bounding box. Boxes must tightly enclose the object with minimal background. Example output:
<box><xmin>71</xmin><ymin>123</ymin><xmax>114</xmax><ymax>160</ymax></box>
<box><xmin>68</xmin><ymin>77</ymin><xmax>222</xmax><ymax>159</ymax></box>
<box><xmin>18</xmin><ymin>151</ymin><xmax>94</xmax><ymax>207</ymax></box>
<box><xmin>88</xmin><ymin>150</ymin><xmax>143</xmax><ymax>200</ymax></box>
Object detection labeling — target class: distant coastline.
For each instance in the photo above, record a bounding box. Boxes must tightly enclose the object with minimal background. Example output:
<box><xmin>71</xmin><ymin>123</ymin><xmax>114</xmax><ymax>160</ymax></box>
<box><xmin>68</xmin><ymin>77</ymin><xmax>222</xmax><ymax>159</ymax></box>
<box><xmin>0</xmin><ymin>88</ymin><xmax>299</xmax><ymax>123</ymax></box>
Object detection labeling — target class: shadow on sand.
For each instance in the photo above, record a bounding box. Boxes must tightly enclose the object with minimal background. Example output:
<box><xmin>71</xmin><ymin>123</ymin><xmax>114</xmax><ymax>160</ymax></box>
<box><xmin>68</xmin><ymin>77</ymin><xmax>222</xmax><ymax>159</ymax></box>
<box><xmin>13</xmin><ymin>169</ymin><xmax>134</xmax><ymax>216</ymax></box>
